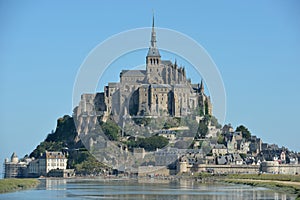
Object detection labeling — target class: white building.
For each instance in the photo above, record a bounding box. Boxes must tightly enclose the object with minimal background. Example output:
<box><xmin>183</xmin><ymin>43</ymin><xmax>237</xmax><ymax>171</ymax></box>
<box><xmin>27</xmin><ymin>151</ymin><xmax>67</xmax><ymax>177</ymax></box>
<box><xmin>44</xmin><ymin>151</ymin><xmax>67</xmax><ymax>173</ymax></box>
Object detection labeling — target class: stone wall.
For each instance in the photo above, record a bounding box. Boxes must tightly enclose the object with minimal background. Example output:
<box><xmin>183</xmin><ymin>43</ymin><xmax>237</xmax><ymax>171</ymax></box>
<box><xmin>178</xmin><ymin>162</ymin><xmax>259</xmax><ymax>174</ymax></box>
<box><xmin>138</xmin><ymin>166</ymin><xmax>170</xmax><ymax>177</ymax></box>
<box><xmin>261</xmin><ymin>161</ymin><xmax>300</xmax><ymax>175</ymax></box>
<box><xmin>178</xmin><ymin>161</ymin><xmax>300</xmax><ymax>175</ymax></box>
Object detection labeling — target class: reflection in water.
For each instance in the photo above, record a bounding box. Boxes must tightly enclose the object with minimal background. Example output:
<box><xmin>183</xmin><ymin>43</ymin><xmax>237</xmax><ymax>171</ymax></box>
<box><xmin>0</xmin><ymin>178</ymin><xmax>296</xmax><ymax>200</ymax></box>
<box><xmin>38</xmin><ymin>178</ymin><xmax>67</xmax><ymax>190</ymax></box>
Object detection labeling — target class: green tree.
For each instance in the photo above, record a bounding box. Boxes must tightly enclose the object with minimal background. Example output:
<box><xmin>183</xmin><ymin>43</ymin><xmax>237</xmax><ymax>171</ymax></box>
<box><xmin>210</xmin><ymin>116</ymin><xmax>222</xmax><ymax>129</ymax></box>
<box><xmin>126</xmin><ymin>136</ymin><xmax>169</xmax><ymax>151</ymax></box>
<box><xmin>163</xmin><ymin>117</ymin><xmax>180</xmax><ymax>129</ymax></box>
<box><xmin>140</xmin><ymin>136</ymin><xmax>169</xmax><ymax>151</ymax></box>
<box><xmin>74</xmin><ymin>152</ymin><xmax>107</xmax><ymax>175</ymax></box>
<box><xmin>217</xmin><ymin>134</ymin><xmax>226</xmax><ymax>145</ymax></box>
<box><xmin>236</xmin><ymin>125</ymin><xmax>251</xmax><ymax>141</ymax></box>
<box><xmin>45</xmin><ymin>115</ymin><xmax>79</xmax><ymax>146</ymax></box>
<box><xmin>197</xmin><ymin>121</ymin><xmax>208</xmax><ymax>138</ymax></box>
<box><xmin>100</xmin><ymin>119</ymin><xmax>120</xmax><ymax>141</ymax></box>
<box><xmin>30</xmin><ymin>141</ymin><xmax>64</xmax><ymax>158</ymax></box>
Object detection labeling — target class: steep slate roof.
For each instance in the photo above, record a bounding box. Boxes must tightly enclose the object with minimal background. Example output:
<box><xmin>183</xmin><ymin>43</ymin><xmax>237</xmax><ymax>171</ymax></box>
<box><xmin>45</xmin><ymin>151</ymin><xmax>66</xmax><ymax>159</ymax></box>
<box><xmin>147</xmin><ymin>47</ymin><xmax>161</xmax><ymax>57</ymax></box>
<box><xmin>161</xmin><ymin>60</ymin><xmax>172</xmax><ymax>65</ymax></box>
<box><xmin>121</xmin><ymin>70</ymin><xmax>146</xmax><ymax>77</ymax></box>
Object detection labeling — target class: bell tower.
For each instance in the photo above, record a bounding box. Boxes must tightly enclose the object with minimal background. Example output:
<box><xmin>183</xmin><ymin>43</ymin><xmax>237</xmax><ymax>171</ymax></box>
<box><xmin>146</xmin><ymin>15</ymin><xmax>161</xmax><ymax>78</ymax></box>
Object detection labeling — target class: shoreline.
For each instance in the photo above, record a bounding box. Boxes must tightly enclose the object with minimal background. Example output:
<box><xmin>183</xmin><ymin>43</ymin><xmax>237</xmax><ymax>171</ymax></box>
<box><xmin>220</xmin><ymin>174</ymin><xmax>300</xmax><ymax>200</ymax></box>
<box><xmin>223</xmin><ymin>179</ymin><xmax>300</xmax><ymax>199</ymax></box>
<box><xmin>2</xmin><ymin>174</ymin><xmax>299</xmax><ymax>199</ymax></box>
<box><xmin>0</xmin><ymin>178</ymin><xmax>40</xmax><ymax>194</ymax></box>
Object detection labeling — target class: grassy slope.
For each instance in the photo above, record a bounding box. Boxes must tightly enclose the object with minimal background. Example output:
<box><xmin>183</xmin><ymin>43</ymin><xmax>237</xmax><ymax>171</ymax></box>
<box><xmin>223</xmin><ymin>174</ymin><xmax>300</xmax><ymax>200</ymax></box>
<box><xmin>0</xmin><ymin>178</ymin><xmax>40</xmax><ymax>194</ymax></box>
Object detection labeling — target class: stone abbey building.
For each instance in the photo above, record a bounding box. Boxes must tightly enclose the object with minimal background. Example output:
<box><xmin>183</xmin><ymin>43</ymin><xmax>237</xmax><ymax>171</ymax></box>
<box><xmin>76</xmin><ymin>17</ymin><xmax>212</xmax><ymax>125</ymax></box>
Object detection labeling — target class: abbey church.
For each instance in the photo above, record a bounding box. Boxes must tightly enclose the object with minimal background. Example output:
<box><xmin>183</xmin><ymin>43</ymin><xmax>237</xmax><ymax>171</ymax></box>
<box><xmin>76</xmin><ymin>17</ymin><xmax>212</xmax><ymax>125</ymax></box>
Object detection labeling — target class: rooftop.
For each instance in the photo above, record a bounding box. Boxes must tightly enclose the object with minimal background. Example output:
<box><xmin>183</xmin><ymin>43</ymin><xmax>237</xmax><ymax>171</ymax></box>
<box><xmin>121</xmin><ymin>70</ymin><xmax>146</xmax><ymax>77</ymax></box>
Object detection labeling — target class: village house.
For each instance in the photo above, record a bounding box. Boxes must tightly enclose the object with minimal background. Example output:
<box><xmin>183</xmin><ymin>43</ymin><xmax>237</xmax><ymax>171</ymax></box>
<box><xmin>212</xmin><ymin>144</ymin><xmax>227</xmax><ymax>156</ymax></box>
<box><xmin>4</xmin><ymin>151</ymin><xmax>73</xmax><ymax>178</ymax></box>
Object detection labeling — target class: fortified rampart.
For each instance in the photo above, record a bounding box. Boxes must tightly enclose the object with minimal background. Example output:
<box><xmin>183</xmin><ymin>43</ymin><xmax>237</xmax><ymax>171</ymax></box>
<box><xmin>177</xmin><ymin>162</ymin><xmax>259</xmax><ymax>174</ymax></box>
<box><xmin>260</xmin><ymin>161</ymin><xmax>300</xmax><ymax>175</ymax></box>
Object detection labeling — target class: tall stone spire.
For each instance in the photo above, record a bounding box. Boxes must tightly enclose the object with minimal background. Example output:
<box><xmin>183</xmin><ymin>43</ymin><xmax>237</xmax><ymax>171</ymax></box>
<box><xmin>151</xmin><ymin>14</ymin><xmax>156</xmax><ymax>48</ymax></box>
<box><xmin>147</xmin><ymin>14</ymin><xmax>160</xmax><ymax>57</ymax></box>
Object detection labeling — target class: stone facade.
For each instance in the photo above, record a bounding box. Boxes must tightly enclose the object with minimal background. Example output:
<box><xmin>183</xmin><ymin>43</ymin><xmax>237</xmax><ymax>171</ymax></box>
<box><xmin>4</xmin><ymin>153</ymin><xmax>28</xmax><ymax>178</ymax></box>
<box><xmin>27</xmin><ymin>151</ymin><xmax>68</xmax><ymax>177</ymax></box>
<box><xmin>74</xmin><ymin>17</ymin><xmax>212</xmax><ymax>130</ymax></box>
<box><xmin>43</xmin><ymin>151</ymin><xmax>68</xmax><ymax>173</ymax></box>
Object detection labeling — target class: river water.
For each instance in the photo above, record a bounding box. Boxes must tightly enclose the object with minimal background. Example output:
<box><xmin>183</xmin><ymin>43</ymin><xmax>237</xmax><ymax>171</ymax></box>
<box><xmin>0</xmin><ymin>178</ymin><xmax>296</xmax><ymax>200</ymax></box>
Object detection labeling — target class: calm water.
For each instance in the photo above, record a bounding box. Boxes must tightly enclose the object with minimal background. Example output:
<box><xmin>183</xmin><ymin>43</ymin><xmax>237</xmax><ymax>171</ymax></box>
<box><xmin>0</xmin><ymin>178</ymin><xmax>296</xmax><ymax>200</ymax></box>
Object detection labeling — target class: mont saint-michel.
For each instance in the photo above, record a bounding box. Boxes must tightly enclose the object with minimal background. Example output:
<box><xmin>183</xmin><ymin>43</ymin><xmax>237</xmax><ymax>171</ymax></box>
<box><xmin>1</xmin><ymin>1</ymin><xmax>300</xmax><ymax>199</ymax></box>
<box><xmin>3</xmin><ymin>16</ymin><xmax>300</xmax><ymax>200</ymax></box>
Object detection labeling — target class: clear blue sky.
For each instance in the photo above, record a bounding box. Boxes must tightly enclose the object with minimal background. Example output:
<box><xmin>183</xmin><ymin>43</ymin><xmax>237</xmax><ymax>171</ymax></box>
<box><xmin>1</xmin><ymin>1</ymin><xmax>300</xmax><ymax>176</ymax></box>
